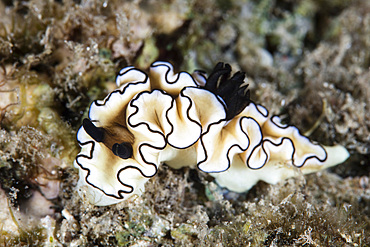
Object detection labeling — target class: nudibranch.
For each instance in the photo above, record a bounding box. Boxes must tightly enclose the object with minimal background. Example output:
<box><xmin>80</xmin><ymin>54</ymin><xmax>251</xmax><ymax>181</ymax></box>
<box><xmin>74</xmin><ymin>61</ymin><xmax>349</xmax><ymax>206</ymax></box>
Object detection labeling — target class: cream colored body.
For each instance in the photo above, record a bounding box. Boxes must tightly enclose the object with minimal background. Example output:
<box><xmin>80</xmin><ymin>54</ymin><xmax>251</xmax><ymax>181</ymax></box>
<box><xmin>74</xmin><ymin>61</ymin><xmax>349</xmax><ymax>206</ymax></box>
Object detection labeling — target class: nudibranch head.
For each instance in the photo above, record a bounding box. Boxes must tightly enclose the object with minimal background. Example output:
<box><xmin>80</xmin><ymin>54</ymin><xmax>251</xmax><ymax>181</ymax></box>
<box><xmin>74</xmin><ymin>61</ymin><xmax>349</xmax><ymax>206</ymax></box>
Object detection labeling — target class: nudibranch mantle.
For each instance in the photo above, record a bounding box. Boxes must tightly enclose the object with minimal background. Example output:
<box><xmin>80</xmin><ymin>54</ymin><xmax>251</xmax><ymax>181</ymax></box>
<box><xmin>74</xmin><ymin>61</ymin><xmax>349</xmax><ymax>206</ymax></box>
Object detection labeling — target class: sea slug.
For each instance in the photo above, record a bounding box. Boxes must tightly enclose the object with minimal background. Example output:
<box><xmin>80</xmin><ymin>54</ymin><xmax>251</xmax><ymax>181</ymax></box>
<box><xmin>74</xmin><ymin>61</ymin><xmax>349</xmax><ymax>206</ymax></box>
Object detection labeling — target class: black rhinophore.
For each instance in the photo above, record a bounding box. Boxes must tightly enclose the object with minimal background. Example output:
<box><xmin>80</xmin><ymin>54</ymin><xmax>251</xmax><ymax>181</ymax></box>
<box><xmin>112</xmin><ymin>142</ymin><xmax>133</xmax><ymax>159</ymax></box>
<box><xmin>82</xmin><ymin>118</ymin><xmax>105</xmax><ymax>142</ymax></box>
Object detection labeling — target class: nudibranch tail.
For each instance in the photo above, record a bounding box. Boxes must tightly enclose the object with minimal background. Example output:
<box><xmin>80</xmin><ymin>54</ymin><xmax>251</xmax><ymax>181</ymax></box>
<box><xmin>74</xmin><ymin>61</ymin><xmax>349</xmax><ymax>206</ymax></box>
<box><xmin>301</xmin><ymin>144</ymin><xmax>350</xmax><ymax>172</ymax></box>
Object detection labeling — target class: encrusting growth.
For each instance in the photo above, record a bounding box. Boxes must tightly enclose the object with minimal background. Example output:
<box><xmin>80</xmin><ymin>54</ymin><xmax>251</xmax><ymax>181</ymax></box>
<box><xmin>74</xmin><ymin>61</ymin><xmax>349</xmax><ymax>206</ymax></box>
